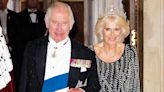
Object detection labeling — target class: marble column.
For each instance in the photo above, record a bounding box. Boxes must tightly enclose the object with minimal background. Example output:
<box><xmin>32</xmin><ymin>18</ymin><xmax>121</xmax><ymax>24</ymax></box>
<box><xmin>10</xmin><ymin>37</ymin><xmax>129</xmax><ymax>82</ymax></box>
<box><xmin>144</xmin><ymin>0</ymin><xmax>164</xmax><ymax>91</ymax></box>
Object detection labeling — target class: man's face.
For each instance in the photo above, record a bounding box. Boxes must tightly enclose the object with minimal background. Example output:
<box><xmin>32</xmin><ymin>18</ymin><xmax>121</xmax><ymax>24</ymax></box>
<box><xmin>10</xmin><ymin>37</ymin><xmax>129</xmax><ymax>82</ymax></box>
<box><xmin>27</xmin><ymin>0</ymin><xmax>38</xmax><ymax>9</ymax></box>
<box><xmin>0</xmin><ymin>0</ymin><xmax>8</xmax><ymax>10</ymax></box>
<box><xmin>46</xmin><ymin>7</ymin><xmax>72</xmax><ymax>43</ymax></box>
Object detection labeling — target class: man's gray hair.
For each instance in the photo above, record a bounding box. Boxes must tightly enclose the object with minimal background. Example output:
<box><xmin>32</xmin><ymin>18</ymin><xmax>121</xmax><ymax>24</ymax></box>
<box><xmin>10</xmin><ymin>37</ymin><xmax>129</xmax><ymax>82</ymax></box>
<box><xmin>44</xmin><ymin>2</ymin><xmax>75</xmax><ymax>28</ymax></box>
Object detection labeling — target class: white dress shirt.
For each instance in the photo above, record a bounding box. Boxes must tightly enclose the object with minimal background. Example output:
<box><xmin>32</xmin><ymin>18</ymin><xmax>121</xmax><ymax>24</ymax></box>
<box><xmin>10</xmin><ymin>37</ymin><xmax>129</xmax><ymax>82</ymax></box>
<box><xmin>44</xmin><ymin>36</ymin><xmax>71</xmax><ymax>80</ymax></box>
<box><xmin>28</xmin><ymin>9</ymin><xmax>37</xmax><ymax>23</ymax></box>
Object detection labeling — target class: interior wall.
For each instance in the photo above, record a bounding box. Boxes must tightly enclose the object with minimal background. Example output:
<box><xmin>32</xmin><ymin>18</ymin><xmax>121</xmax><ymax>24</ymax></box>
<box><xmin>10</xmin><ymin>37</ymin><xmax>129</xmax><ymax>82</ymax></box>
<box><xmin>144</xmin><ymin>0</ymin><xmax>164</xmax><ymax>91</ymax></box>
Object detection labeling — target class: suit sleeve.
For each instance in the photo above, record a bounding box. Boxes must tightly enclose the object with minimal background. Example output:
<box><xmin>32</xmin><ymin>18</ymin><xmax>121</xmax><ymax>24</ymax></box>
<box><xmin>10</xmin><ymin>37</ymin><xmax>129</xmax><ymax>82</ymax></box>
<box><xmin>131</xmin><ymin>46</ymin><xmax>140</xmax><ymax>92</ymax></box>
<box><xmin>83</xmin><ymin>51</ymin><xmax>101</xmax><ymax>92</ymax></box>
<box><xmin>18</xmin><ymin>43</ymin><xmax>33</xmax><ymax>92</ymax></box>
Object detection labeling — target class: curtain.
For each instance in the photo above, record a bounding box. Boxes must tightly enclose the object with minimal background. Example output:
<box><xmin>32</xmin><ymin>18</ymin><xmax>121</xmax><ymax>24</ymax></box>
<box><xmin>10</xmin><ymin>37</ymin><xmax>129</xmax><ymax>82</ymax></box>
<box><xmin>84</xmin><ymin>0</ymin><xmax>108</xmax><ymax>46</ymax></box>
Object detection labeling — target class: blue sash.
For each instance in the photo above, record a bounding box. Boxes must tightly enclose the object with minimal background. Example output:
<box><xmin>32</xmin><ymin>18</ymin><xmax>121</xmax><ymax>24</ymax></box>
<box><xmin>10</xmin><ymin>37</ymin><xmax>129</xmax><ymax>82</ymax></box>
<box><xmin>42</xmin><ymin>73</ymin><xmax>68</xmax><ymax>92</ymax></box>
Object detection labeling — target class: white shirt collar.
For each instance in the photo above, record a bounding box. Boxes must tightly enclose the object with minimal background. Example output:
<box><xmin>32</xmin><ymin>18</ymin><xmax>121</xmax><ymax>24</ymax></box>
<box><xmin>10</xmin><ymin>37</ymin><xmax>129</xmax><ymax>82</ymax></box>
<box><xmin>28</xmin><ymin>9</ymin><xmax>37</xmax><ymax>12</ymax></box>
<box><xmin>48</xmin><ymin>36</ymin><xmax>69</xmax><ymax>48</ymax></box>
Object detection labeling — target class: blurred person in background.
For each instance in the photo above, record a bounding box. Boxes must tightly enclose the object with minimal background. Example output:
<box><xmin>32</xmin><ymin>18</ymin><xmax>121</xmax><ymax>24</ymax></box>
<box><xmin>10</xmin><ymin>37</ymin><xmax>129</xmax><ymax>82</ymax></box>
<box><xmin>0</xmin><ymin>0</ymin><xmax>20</xmax><ymax>90</ymax></box>
<box><xmin>0</xmin><ymin>26</ymin><xmax>15</xmax><ymax>92</ymax></box>
<box><xmin>16</xmin><ymin>0</ymin><xmax>46</xmax><ymax>90</ymax></box>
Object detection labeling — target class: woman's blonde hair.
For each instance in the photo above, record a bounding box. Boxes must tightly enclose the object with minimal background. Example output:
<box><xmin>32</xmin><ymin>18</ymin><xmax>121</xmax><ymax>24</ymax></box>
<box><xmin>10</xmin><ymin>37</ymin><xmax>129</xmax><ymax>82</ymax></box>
<box><xmin>95</xmin><ymin>15</ymin><xmax>130</xmax><ymax>43</ymax></box>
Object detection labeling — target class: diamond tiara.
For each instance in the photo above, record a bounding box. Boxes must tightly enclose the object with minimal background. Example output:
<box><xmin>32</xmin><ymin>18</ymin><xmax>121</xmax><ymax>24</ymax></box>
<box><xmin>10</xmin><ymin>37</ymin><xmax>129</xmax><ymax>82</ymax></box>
<box><xmin>100</xmin><ymin>0</ymin><xmax>127</xmax><ymax>19</ymax></box>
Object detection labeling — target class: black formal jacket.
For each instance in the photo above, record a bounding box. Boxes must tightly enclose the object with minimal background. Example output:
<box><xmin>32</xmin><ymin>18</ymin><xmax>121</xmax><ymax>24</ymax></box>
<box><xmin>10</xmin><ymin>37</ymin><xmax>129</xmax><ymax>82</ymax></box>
<box><xmin>5</xmin><ymin>10</ymin><xmax>21</xmax><ymax>87</ymax></box>
<box><xmin>15</xmin><ymin>10</ymin><xmax>46</xmax><ymax>81</ymax></box>
<box><xmin>18</xmin><ymin>36</ymin><xmax>101</xmax><ymax>92</ymax></box>
<box><xmin>18</xmin><ymin>9</ymin><xmax>46</xmax><ymax>47</ymax></box>
<box><xmin>6</xmin><ymin>9</ymin><xmax>20</xmax><ymax>48</ymax></box>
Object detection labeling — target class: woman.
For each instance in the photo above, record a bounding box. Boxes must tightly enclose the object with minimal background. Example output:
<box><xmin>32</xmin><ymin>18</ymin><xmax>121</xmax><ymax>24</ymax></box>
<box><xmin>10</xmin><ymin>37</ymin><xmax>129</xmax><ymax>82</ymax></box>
<box><xmin>94</xmin><ymin>15</ymin><xmax>140</xmax><ymax>92</ymax></box>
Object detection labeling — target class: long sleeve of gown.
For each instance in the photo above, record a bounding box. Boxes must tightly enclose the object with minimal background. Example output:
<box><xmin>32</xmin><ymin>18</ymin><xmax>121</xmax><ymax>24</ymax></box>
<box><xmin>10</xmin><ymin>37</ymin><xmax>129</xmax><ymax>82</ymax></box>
<box><xmin>131</xmin><ymin>46</ymin><xmax>140</xmax><ymax>92</ymax></box>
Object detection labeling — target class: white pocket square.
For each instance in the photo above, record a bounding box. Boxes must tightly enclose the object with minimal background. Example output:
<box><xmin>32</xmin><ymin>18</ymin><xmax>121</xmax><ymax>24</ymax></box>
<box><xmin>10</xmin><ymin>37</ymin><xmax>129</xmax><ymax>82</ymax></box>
<box><xmin>80</xmin><ymin>67</ymin><xmax>87</xmax><ymax>72</ymax></box>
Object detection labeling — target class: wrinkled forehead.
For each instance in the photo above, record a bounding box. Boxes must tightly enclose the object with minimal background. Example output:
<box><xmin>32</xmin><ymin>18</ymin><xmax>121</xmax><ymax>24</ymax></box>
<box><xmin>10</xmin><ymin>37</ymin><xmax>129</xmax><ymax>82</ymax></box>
<box><xmin>52</xmin><ymin>7</ymin><xmax>69</xmax><ymax>16</ymax></box>
<box><xmin>51</xmin><ymin>5</ymin><xmax>70</xmax><ymax>19</ymax></box>
<box><xmin>53</xmin><ymin>3</ymin><xmax>69</xmax><ymax>14</ymax></box>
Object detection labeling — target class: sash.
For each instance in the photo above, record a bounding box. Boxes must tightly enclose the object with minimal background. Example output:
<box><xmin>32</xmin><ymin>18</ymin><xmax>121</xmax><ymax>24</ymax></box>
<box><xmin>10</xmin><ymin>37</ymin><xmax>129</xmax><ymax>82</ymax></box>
<box><xmin>42</xmin><ymin>73</ymin><xmax>68</xmax><ymax>92</ymax></box>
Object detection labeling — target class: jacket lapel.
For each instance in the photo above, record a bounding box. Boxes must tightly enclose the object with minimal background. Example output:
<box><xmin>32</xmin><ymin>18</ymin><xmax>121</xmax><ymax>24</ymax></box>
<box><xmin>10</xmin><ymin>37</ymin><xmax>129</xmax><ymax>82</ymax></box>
<box><xmin>0</xmin><ymin>19</ymin><xmax>1</xmax><ymax>26</ymax></box>
<box><xmin>7</xmin><ymin>10</ymin><xmax>11</xmax><ymax>29</ymax></box>
<box><xmin>24</xmin><ymin>9</ymin><xmax>32</xmax><ymax>23</ymax></box>
<box><xmin>68</xmin><ymin>40</ymin><xmax>80</xmax><ymax>88</ymax></box>
<box><xmin>35</xmin><ymin>36</ymin><xmax>48</xmax><ymax>87</ymax></box>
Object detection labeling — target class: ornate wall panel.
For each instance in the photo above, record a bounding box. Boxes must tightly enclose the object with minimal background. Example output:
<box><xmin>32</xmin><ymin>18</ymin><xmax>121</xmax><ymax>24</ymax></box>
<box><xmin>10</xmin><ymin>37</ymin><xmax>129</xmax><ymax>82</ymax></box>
<box><xmin>144</xmin><ymin>0</ymin><xmax>164</xmax><ymax>91</ymax></box>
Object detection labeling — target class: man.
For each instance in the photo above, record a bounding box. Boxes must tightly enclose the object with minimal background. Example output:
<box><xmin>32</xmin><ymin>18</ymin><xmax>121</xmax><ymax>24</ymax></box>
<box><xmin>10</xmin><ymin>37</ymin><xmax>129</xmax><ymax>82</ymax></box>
<box><xmin>19</xmin><ymin>2</ymin><xmax>100</xmax><ymax>92</ymax></box>
<box><xmin>18</xmin><ymin>0</ymin><xmax>46</xmax><ymax>51</ymax></box>
<box><xmin>17</xmin><ymin>0</ymin><xmax>46</xmax><ymax>88</ymax></box>
<box><xmin>0</xmin><ymin>0</ymin><xmax>19</xmax><ymax>51</ymax></box>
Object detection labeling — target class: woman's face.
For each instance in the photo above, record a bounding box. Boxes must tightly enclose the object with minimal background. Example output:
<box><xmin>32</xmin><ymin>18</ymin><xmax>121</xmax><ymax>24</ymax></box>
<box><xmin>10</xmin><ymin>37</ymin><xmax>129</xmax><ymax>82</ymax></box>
<box><xmin>103</xmin><ymin>20</ymin><xmax>122</xmax><ymax>45</ymax></box>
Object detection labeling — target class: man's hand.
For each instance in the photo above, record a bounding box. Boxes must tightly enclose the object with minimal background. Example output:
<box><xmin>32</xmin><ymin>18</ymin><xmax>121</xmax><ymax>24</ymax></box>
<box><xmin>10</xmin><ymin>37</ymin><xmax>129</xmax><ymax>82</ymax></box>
<box><xmin>67</xmin><ymin>88</ymin><xmax>85</xmax><ymax>92</ymax></box>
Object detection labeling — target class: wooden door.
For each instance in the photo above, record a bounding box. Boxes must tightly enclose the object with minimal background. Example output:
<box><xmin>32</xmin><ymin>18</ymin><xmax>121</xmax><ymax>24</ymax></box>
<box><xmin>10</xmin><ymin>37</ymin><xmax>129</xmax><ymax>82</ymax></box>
<box><xmin>66</xmin><ymin>1</ymin><xmax>84</xmax><ymax>43</ymax></box>
<box><xmin>58</xmin><ymin>0</ymin><xmax>84</xmax><ymax>43</ymax></box>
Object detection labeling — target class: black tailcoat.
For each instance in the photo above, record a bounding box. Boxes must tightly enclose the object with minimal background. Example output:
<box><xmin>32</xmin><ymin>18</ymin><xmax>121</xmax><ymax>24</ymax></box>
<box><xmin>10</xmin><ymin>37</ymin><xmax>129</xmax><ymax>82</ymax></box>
<box><xmin>18</xmin><ymin>36</ymin><xmax>100</xmax><ymax>92</ymax></box>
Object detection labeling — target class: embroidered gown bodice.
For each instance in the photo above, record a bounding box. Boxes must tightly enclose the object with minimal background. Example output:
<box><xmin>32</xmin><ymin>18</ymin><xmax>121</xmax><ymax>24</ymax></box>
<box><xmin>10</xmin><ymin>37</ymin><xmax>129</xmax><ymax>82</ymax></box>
<box><xmin>96</xmin><ymin>44</ymin><xmax>140</xmax><ymax>92</ymax></box>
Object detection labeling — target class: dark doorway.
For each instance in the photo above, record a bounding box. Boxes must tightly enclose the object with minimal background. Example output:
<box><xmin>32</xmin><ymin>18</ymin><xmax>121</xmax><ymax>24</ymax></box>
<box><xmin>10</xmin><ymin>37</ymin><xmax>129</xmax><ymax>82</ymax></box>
<box><xmin>62</xmin><ymin>1</ymin><xmax>84</xmax><ymax>44</ymax></box>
